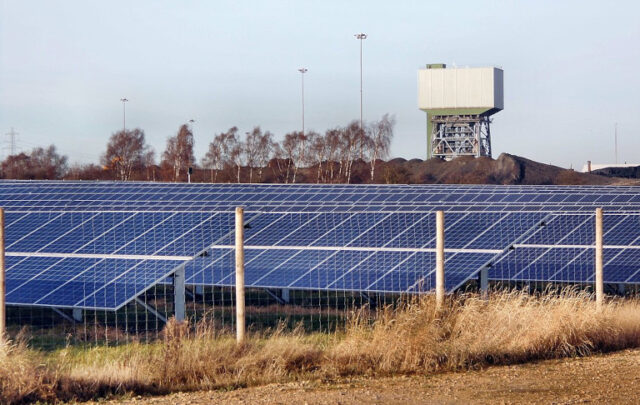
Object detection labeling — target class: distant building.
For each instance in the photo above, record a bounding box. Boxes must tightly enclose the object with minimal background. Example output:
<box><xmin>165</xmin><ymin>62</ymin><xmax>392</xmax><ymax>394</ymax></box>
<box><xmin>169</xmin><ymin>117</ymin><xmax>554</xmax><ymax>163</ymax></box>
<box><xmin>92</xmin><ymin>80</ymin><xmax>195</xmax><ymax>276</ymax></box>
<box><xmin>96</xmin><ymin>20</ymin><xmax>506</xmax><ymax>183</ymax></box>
<box><xmin>418</xmin><ymin>64</ymin><xmax>504</xmax><ymax>161</ymax></box>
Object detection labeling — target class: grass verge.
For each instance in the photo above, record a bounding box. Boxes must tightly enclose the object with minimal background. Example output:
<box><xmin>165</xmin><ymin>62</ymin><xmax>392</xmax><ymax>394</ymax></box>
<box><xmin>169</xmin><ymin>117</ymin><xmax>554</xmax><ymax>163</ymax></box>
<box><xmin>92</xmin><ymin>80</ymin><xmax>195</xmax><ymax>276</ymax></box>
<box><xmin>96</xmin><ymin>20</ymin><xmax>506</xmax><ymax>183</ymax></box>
<box><xmin>2</xmin><ymin>290</ymin><xmax>640</xmax><ymax>404</ymax></box>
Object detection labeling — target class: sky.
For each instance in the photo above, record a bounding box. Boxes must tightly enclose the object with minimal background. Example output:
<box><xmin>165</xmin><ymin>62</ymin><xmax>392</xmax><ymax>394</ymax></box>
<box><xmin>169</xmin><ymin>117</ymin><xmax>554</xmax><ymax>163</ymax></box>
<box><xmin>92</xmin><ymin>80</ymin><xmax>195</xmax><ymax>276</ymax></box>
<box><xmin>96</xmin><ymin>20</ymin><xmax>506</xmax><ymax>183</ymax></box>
<box><xmin>1</xmin><ymin>0</ymin><xmax>639</xmax><ymax>169</ymax></box>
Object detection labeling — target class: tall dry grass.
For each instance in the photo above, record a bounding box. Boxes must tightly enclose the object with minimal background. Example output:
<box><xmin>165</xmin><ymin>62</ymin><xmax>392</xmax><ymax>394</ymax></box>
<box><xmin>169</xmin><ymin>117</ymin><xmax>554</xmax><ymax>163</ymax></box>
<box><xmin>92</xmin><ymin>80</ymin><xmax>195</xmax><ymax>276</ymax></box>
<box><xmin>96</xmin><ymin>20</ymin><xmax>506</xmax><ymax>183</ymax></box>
<box><xmin>0</xmin><ymin>337</ymin><xmax>57</xmax><ymax>404</ymax></box>
<box><xmin>2</xmin><ymin>290</ymin><xmax>640</xmax><ymax>404</ymax></box>
<box><xmin>330</xmin><ymin>290</ymin><xmax>640</xmax><ymax>375</ymax></box>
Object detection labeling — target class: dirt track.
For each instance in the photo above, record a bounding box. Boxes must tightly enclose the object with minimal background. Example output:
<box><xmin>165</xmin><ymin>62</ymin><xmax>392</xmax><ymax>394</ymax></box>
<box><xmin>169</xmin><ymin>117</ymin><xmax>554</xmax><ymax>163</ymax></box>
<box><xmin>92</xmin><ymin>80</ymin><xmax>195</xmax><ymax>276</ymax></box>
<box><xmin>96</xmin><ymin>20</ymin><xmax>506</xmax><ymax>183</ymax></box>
<box><xmin>95</xmin><ymin>349</ymin><xmax>640</xmax><ymax>404</ymax></box>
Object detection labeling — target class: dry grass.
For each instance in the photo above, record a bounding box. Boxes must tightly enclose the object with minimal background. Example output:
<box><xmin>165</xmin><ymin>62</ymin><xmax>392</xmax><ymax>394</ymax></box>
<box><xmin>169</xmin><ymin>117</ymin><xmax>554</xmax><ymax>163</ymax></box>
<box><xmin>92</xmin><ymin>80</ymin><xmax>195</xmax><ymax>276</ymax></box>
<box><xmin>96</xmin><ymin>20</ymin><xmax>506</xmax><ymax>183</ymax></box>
<box><xmin>331</xmin><ymin>290</ymin><xmax>640</xmax><ymax>375</ymax></box>
<box><xmin>2</xmin><ymin>290</ymin><xmax>640</xmax><ymax>404</ymax></box>
<box><xmin>0</xmin><ymin>336</ymin><xmax>57</xmax><ymax>404</ymax></box>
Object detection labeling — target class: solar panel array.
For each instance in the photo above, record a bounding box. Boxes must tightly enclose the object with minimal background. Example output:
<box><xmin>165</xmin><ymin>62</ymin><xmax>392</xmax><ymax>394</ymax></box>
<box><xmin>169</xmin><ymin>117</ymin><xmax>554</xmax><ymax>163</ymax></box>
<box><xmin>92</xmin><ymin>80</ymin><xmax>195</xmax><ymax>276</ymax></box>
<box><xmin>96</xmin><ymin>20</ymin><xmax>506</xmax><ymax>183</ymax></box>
<box><xmin>490</xmin><ymin>213</ymin><xmax>640</xmax><ymax>284</ymax></box>
<box><xmin>1</xmin><ymin>181</ymin><xmax>640</xmax><ymax>311</ymax></box>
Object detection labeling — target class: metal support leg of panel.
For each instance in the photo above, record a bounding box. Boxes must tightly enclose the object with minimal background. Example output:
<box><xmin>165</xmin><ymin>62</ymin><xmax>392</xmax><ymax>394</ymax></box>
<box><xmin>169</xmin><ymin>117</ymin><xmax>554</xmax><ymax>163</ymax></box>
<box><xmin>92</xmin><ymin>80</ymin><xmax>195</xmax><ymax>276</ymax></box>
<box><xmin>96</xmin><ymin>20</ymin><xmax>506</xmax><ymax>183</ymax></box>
<box><xmin>479</xmin><ymin>268</ymin><xmax>489</xmax><ymax>300</ymax></box>
<box><xmin>52</xmin><ymin>308</ymin><xmax>76</xmax><ymax>324</ymax></box>
<box><xmin>618</xmin><ymin>283</ymin><xmax>626</xmax><ymax>296</ymax></box>
<box><xmin>281</xmin><ymin>288</ymin><xmax>290</xmax><ymax>304</ymax></box>
<box><xmin>135</xmin><ymin>297</ymin><xmax>168</xmax><ymax>323</ymax></box>
<box><xmin>72</xmin><ymin>308</ymin><xmax>83</xmax><ymax>322</ymax></box>
<box><xmin>174</xmin><ymin>266</ymin><xmax>186</xmax><ymax>322</ymax></box>
<box><xmin>195</xmin><ymin>285</ymin><xmax>204</xmax><ymax>296</ymax></box>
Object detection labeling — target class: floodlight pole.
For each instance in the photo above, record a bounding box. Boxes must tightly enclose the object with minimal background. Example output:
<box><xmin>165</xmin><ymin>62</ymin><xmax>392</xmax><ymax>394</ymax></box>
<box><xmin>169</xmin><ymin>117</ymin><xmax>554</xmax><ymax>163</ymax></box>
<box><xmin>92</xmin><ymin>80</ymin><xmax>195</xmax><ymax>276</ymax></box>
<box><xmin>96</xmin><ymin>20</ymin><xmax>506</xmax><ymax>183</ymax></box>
<box><xmin>0</xmin><ymin>208</ymin><xmax>5</xmax><ymax>341</ymax></box>
<box><xmin>188</xmin><ymin>119</ymin><xmax>195</xmax><ymax>183</ymax></box>
<box><xmin>235</xmin><ymin>207</ymin><xmax>246</xmax><ymax>344</ymax></box>
<box><xmin>298</xmin><ymin>68</ymin><xmax>307</xmax><ymax>135</ymax></box>
<box><xmin>595</xmin><ymin>207</ymin><xmax>604</xmax><ymax>309</ymax></box>
<box><xmin>120</xmin><ymin>98</ymin><xmax>128</xmax><ymax>133</ymax></box>
<box><xmin>435</xmin><ymin>210</ymin><xmax>445</xmax><ymax>310</ymax></box>
<box><xmin>354</xmin><ymin>33</ymin><xmax>367</xmax><ymax>134</ymax></box>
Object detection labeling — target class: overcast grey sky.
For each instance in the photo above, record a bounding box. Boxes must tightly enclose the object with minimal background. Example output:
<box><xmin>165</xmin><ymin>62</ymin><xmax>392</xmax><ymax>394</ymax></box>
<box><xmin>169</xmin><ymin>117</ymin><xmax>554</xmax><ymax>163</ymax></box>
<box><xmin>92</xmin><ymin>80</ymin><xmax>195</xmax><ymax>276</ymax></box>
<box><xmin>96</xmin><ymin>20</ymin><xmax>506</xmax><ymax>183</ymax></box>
<box><xmin>1</xmin><ymin>0</ymin><xmax>638</xmax><ymax>169</ymax></box>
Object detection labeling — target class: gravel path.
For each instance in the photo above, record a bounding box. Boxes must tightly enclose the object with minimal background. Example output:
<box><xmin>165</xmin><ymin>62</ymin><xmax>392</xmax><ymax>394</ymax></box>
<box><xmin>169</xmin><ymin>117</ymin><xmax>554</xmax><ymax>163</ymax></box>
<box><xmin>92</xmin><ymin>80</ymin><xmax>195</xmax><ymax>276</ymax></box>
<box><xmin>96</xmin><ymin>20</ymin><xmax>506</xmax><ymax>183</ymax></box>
<box><xmin>89</xmin><ymin>348</ymin><xmax>640</xmax><ymax>404</ymax></box>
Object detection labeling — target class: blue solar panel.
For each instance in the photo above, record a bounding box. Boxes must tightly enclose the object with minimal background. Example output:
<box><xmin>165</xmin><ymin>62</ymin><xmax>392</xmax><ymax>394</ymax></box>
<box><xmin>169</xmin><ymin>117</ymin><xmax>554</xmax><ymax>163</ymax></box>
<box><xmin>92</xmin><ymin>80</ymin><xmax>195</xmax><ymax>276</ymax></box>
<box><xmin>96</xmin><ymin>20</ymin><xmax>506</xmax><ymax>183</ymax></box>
<box><xmin>606</xmin><ymin>249</ymin><xmax>640</xmax><ymax>283</ymax></box>
<box><xmin>251</xmin><ymin>250</ymin><xmax>337</xmax><ymax>288</ymax></box>
<box><xmin>4</xmin><ymin>182</ymin><xmax>640</xmax><ymax>212</ymax></box>
<box><xmin>78</xmin><ymin>259</ymin><xmax>185</xmax><ymax>310</ymax></box>
<box><xmin>3</xmin><ymin>181</ymin><xmax>640</xmax><ymax>311</ymax></box>
<box><xmin>311</xmin><ymin>213</ymin><xmax>389</xmax><ymax>247</ymax></box>
<box><xmin>346</xmin><ymin>213</ymin><xmax>429</xmax><ymax>248</ymax></box>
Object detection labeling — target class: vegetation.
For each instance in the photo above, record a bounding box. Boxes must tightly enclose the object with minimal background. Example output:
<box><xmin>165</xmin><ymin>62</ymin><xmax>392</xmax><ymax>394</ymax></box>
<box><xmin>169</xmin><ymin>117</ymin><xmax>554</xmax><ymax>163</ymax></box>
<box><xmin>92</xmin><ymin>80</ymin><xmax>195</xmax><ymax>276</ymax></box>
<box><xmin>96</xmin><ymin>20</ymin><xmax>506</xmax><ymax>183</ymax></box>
<box><xmin>0</xmin><ymin>115</ymin><xmax>394</xmax><ymax>184</ymax></box>
<box><xmin>2</xmin><ymin>290</ymin><xmax>640</xmax><ymax>404</ymax></box>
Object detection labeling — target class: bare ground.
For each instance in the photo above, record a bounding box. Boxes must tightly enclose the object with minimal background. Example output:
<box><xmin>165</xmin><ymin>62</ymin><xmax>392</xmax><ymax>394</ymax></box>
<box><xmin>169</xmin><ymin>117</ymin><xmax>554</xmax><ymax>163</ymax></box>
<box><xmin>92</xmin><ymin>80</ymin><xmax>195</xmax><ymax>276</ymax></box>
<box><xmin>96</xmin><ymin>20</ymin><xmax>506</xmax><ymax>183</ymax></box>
<box><xmin>93</xmin><ymin>348</ymin><xmax>640</xmax><ymax>405</ymax></box>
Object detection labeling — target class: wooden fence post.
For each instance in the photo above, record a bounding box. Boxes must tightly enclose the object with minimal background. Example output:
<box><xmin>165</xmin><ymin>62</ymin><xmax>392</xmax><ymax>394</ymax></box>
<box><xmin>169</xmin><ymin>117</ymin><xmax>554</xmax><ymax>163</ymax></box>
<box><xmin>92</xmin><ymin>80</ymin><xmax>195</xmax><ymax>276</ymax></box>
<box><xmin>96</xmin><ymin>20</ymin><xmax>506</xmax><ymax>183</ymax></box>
<box><xmin>0</xmin><ymin>208</ymin><xmax>5</xmax><ymax>341</ymax></box>
<box><xmin>235</xmin><ymin>207</ymin><xmax>246</xmax><ymax>343</ymax></box>
<box><xmin>436</xmin><ymin>210</ymin><xmax>445</xmax><ymax>310</ymax></box>
<box><xmin>595</xmin><ymin>207</ymin><xmax>604</xmax><ymax>309</ymax></box>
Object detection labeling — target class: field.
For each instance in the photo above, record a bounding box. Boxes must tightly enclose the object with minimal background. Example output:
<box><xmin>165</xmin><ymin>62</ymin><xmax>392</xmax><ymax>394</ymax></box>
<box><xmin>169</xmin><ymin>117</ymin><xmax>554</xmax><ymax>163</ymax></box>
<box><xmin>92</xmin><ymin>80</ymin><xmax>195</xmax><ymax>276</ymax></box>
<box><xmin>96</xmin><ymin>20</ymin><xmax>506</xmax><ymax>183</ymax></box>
<box><xmin>3</xmin><ymin>290</ymin><xmax>640</xmax><ymax>404</ymax></box>
<box><xmin>93</xmin><ymin>348</ymin><xmax>640</xmax><ymax>404</ymax></box>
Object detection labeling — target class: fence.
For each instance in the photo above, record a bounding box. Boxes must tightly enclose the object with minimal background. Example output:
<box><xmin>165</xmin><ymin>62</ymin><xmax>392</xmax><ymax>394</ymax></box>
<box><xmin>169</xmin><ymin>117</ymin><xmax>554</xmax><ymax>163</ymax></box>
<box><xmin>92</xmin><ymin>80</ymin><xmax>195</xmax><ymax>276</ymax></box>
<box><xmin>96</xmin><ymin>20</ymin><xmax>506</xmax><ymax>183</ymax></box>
<box><xmin>0</xmin><ymin>206</ymin><xmax>636</xmax><ymax>349</ymax></box>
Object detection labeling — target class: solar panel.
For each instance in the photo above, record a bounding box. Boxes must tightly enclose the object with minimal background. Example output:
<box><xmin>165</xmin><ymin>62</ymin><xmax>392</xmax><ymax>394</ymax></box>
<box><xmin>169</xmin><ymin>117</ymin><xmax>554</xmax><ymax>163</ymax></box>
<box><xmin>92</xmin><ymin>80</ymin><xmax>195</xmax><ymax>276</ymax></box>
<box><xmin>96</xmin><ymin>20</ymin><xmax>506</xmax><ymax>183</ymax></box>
<box><xmin>487</xmin><ymin>212</ymin><xmax>640</xmax><ymax>285</ymax></box>
<box><xmin>3</xmin><ymin>182</ymin><xmax>640</xmax><ymax>212</ymax></box>
<box><xmin>2</xmin><ymin>181</ymin><xmax>640</xmax><ymax>312</ymax></box>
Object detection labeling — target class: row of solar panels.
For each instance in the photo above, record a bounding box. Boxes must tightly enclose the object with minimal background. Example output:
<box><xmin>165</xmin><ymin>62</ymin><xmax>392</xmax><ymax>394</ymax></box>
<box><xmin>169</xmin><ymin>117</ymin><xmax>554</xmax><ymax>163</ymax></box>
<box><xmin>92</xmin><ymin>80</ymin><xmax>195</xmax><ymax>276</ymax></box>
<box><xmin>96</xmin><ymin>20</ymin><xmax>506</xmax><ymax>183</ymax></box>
<box><xmin>2</xmin><ymin>182</ymin><xmax>640</xmax><ymax>212</ymax></box>
<box><xmin>492</xmin><ymin>247</ymin><xmax>640</xmax><ymax>284</ymax></box>
<box><xmin>4</xmin><ymin>211</ymin><xmax>640</xmax><ymax>254</ymax></box>
<box><xmin>3</xmin><ymin>182</ymin><xmax>640</xmax><ymax>311</ymax></box>
<box><xmin>4</xmin><ymin>207</ymin><xmax>640</xmax><ymax>310</ymax></box>
<box><xmin>5</xmin><ymin>204</ymin><xmax>640</xmax><ymax>213</ymax></box>
<box><xmin>4</xmin><ymin>210</ymin><xmax>534</xmax><ymax>310</ymax></box>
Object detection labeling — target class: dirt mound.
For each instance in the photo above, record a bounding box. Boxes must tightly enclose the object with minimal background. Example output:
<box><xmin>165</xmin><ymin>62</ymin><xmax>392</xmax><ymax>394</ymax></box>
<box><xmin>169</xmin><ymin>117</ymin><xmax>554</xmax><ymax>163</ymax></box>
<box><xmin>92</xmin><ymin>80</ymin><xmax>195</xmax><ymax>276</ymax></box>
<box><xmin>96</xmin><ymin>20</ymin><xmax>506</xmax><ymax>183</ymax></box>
<box><xmin>373</xmin><ymin>153</ymin><xmax>627</xmax><ymax>185</ymax></box>
<box><xmin>593</xmin><ymin>165</ymin><xmax>640</xmax><ymax>179</ymax></box>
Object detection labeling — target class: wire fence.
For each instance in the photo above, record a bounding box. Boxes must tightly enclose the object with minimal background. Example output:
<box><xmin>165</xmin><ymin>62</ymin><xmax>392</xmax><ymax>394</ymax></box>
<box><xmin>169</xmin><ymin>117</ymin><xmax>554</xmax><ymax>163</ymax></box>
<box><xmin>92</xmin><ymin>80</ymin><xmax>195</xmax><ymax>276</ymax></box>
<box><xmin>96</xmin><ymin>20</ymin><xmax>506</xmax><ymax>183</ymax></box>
<box><xmin>1</xmin><ymin>207</ymin><xmax>638</xmax><ymax>349</ymax></box>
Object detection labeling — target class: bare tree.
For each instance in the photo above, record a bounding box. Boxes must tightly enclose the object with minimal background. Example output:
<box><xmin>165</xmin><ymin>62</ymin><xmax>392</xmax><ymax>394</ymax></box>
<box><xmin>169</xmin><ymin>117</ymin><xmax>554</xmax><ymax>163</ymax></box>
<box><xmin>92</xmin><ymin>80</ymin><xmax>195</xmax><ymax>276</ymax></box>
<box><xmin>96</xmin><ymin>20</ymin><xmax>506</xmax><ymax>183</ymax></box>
<box><xmin>367</xmin><ymin>114</ymin><xmax>395</xmax><ymax>181</ymax></box>
<box><xmin>269</xmin><ymin>142</ymin><xmax>287</xmax><ymax>182</ymax></box>
<box><xmin>341</xmin><ymin>121</ymin><xmax>361</xmax><ymax>184</ymax></box>
<box><xmin>1</xmin><ymin>145</ymin><xmax>68</xmax><ymax>180</ymax></box>
<box><xmin>256</xmin><ymin>130</ymin><xmax>276</xmax><ymax>182</ymax></box>
<box><xmin>324</xmin><ymin>128</ymin><xmax>342</xmax><ymax>182</ymax></box>
<box><xmin>101</xmin><ymin>128</ymin><xmax>151</xmax><ymax>181</ymax></box>
<box><xmin>229</xmin><ymin>140</ymin><xmax>244</xmax><ymax>183</ymax></box>
<box><xmin>202</xmin><ymin>136</ymin><xmax>223</xmax><ymax>182</ymax></box>
<box><xmin>1</xmin><ymin>153</ymin><xmax>30</xmax><ymax>179</ymax></box>
<box><xmin>282</xmin><ymin>131</ymin><xmax>307</xmax><ymax>183</ymax></box>
<box><xmin>306</xmin><ymin>131</ymin><xmax>326</xmax><ymax>183</ymax></box>
<box><xmin>30</xmin><ymin>145</ymin><xmax>69</xmax><ymax>179</ymax></box>
<box><xmin>143</xmin><ymin>149</ymin><xmax>156</xmax><ymax>181</ymax></box>
<box><xmin>244</xmin><ymin>127</ymin><xmax>262</xmax><ymax>183</ymax></box>
<box><xmin>212</xmin><ymin>127</ymin><xmax>243</xmax><ymax>183</ymax></box>
<box><xmin>162</xmin><ymin>124</ymin><xmax>195</xmax><ymax>181</ymax></box>
<box><xmin>66</xmin><ymin>163</ymin><xmax>109</xmax><ymax>180</ymax></box>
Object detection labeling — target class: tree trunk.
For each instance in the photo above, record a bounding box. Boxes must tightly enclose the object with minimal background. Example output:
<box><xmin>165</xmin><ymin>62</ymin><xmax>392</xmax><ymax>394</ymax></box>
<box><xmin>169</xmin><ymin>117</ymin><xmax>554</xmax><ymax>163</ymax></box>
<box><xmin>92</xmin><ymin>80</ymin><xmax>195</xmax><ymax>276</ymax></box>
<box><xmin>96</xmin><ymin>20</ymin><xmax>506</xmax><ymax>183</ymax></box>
<box><xmin>370</xmin><ymin>151</ymin><xmax>378</xmax><ymax>181</ymax></box>
<box><xmin>285</xmin><ymin>161</ymin><xmax>291</xmax><ymax>184</ymax></box>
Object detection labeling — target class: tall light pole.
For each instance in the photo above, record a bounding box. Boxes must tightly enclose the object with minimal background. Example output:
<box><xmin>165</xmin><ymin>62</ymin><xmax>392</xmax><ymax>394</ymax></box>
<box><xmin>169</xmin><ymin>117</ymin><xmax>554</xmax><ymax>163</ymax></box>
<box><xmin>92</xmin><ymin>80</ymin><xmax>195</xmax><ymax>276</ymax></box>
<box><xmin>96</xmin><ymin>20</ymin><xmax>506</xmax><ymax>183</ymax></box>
<box><xmin>298</xmin><ymin>68</ymin><xmax>308</xmax><ymax>135</ymax></box>
<box><xmin>188</xmin><ymin>119</ymin><xmax>195</xmax><ymax>183</ymax></box>
<box><xmin>354</xmin><ymin>33</ymin><xmax>367</xmax><ymax>134</ymax></box>
<box><xmin>120</xmin><ymin>98</ymin><xmax>128</xmax><ymax>133</ymax></box>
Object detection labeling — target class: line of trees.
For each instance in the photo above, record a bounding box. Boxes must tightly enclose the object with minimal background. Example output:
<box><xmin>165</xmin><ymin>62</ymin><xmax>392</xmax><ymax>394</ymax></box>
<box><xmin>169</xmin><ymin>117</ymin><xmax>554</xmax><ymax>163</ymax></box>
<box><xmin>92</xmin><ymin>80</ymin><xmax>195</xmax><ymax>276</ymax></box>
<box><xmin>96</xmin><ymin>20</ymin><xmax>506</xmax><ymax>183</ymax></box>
<box><xmin>0</xmin><ymin>114</ymin><xmax>395</xmax><ymax>184</ymax></box>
